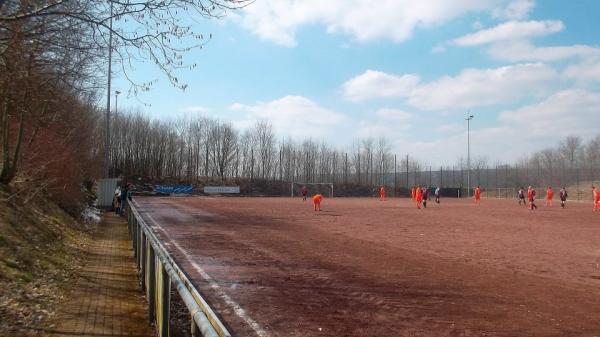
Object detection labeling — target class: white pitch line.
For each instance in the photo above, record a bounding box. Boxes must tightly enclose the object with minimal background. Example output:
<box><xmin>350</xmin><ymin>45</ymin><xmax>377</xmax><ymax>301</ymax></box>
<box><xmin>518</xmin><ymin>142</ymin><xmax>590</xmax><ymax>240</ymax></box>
<box><xmin>142</xmin><ymin>208</ymin><xmax>269</xmax><ymax>337</ymax></box>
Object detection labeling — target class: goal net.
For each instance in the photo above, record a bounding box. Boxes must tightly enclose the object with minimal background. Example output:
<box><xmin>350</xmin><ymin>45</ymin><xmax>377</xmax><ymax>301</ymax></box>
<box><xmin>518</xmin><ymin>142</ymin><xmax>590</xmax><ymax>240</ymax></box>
<box><xmin>291</xmin><ymin>182</ymin><xmax>334</xmax><ymax>198</ymax></box>
<box><xmin>489</xmin><ymin>187</ymin><xmax>516</xmax><ymax>199</ymax></box>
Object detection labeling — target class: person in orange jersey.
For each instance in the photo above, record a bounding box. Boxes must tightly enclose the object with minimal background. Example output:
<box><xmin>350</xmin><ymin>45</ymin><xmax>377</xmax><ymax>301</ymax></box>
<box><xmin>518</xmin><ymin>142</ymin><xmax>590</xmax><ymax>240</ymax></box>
<box><xmin>474</xmin><ymin>186</ymin><xmax>481</xmax><ymax>204</ymax></box>
<box><xmin>411</xmin><ymin>186</ymin><xmax>416</xmax><ymax>202</ymax></box>
<box><xmin>528</xmin><ymin>186</ymin><xmax>537</xmax><ymax>210</ymax></box>
<box><xmin>312</xmin><ymin>193</ymin><xmax>323</xmax><ymax>211</ymax></box>
<box><xmin>415</xmin><ymin>186</ymin><xmax>423</xmax><ymax>209</ymax></box>
<box><xmin>545</xmin><ymin>186</ymin><xmax>554</xmax><ymax>207</ymax></box>
<box><xmin>380</xmin><ymin>186</ymin><xmax>386</xmax><ymax>201</ymax></box>
<box><xmin>593</xmin><ymin>186</ymin><xmax>600</xmax><ymax>211</ymax></box>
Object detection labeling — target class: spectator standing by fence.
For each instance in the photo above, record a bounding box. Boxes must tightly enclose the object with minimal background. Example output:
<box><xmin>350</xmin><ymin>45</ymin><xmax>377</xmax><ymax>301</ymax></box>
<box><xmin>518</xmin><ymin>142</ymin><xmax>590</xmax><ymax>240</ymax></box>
<box><xmin>113</xmin><ymin>186</ymin><xmax>121</xmax><ymax>214</ymax></box>
<box><xmin>120</xmin><ymin>183</ymin><xmax>129</xmax><ymax>216</ymax></box>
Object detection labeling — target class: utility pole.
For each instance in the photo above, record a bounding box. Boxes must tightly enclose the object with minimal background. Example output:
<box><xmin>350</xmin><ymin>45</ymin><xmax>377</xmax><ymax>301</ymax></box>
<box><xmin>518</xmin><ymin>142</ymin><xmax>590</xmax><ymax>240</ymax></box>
<box><xmin>104</xmin><ymin>1</ymin><xmax>114</xmax><ymax>178</ymax></box>
<box><xmin>394</xmin><ymin>154</ymin><xmax>397</xmax><ymax>197</ymax></box>
<box><xmin>466</xmin><ymin>114</ymin><xmax>474</xmax><ymax>197</ymax></box>
<box><xmin>111</xmin><ymin>90</ymin><xmax>120</xmax><ymax>177</ymax></box>
<box><xmin>405</xmin><ymin>154</ymin><xmax>409</xmax><ymax>188</ymax></box>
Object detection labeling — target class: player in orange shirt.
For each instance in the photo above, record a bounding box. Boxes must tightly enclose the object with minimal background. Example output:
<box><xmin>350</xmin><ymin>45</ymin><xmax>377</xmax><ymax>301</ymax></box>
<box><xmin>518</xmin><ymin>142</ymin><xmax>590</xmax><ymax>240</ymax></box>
<box><xmin>545</xmin><ymin>186</ymin><xmax>554</xmax><ymax>207</ymax></box>
<box><xmin>312</xmin><ymin>193</ymin><xmax>323</xmax><ymax>211</ymax></box>
<box><xmin>380</xmin><ymin>186</ymin><xmax>386</xmax><ymax>201</ymax></box>
<box><xmin>593</xmin><ymin>186</ymin><xmax>600</xmax><ymax>211</ymax></box>
<box><xmin>474</xmin><ymin>186</ymin><xmax>481</xmax><ymax>204</ymax></box>
<box><xmin>415</xmin><ymin>186</ymin><xmax>423</xmax><ymax>209</ymax></box>
<box><xmin>411</xmin><ymin>186</ymin><xmax>416</xmax><ymax>202</ymax></box>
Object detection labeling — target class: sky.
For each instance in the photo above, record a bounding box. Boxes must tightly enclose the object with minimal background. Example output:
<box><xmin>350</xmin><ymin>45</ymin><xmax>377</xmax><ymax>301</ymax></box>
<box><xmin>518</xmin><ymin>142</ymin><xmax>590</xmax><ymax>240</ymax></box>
<box><xmin>113</xmin><ymin>0</ymin><xmax>600</xmax><ymax>166</ymax></box>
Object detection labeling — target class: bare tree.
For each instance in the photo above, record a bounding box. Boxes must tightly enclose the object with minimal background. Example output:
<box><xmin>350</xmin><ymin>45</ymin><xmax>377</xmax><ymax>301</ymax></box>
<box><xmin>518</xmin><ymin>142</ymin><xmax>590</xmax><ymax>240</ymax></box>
<box><xmin>559</xmin><ymin>136</ymin><xmax>583</xmax><ymax>167</ymax></box>
<box><xmin>208</xmin><ymin>121</ymin><xmax>237</xmax><ymax>179</ymax></box>
<box><xmin>250</xmin><ymin>121</ymin><xmax>276</xmax><ymax>180</ymax></box>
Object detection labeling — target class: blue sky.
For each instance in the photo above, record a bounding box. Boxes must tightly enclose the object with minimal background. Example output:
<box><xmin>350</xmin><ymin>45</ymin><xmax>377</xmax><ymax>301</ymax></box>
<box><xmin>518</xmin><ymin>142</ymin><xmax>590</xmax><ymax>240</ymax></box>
<box><xmin>113</xmin><ymin>0</ymin><xmax>600</xmax><ymax>165</ymax></box>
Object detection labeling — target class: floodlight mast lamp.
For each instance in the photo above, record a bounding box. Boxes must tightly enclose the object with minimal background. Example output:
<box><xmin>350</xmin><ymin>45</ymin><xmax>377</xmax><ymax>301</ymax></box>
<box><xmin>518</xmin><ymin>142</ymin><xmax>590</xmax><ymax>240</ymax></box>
<box><xmin>466</xmin><ymin>114</ymin><xmax>474</xmax><ymax>197</ymax></box>
<box><xmin>115</xmin><ymin>90</ymin><xmax>121</xmax><ymax>115</ymax></box>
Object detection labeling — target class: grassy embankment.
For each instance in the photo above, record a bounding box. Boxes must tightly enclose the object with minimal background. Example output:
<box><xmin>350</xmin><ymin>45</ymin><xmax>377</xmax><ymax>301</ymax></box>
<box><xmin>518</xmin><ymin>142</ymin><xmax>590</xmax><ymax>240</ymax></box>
<box><xmin>0</xmin><ymin>186</ymin><xmax>93</xmax><ymax>336</ymax></box>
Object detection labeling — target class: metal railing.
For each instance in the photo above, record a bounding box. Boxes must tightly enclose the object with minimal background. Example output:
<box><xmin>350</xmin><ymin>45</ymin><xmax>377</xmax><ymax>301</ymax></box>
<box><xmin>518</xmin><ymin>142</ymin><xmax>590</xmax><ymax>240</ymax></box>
<box><xmin>127</xmin><ymin>199</ymin><xmax>232</xmax><ymax>337</ymax></box>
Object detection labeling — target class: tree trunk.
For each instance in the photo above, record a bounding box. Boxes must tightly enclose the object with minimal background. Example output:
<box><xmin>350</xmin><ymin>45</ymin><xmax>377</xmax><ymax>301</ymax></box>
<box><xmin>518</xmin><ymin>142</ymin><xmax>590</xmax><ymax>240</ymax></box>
<box><xmin>1</xmin><ymin>98</ymin><xmax>25</xmax><ymax>185</ymax></box>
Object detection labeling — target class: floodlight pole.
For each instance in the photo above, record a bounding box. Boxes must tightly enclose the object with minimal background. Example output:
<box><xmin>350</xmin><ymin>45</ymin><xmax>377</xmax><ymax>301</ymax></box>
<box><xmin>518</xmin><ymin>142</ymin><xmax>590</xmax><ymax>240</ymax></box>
<box><xmin>466</xmin><ymin>114</ymin><xmax>474</xmax><ymax>197</ymax></box>
<box><xmin>104</xmin><ymin>1</ymin><xmax>114</xmax><ymax>178</ymax></box>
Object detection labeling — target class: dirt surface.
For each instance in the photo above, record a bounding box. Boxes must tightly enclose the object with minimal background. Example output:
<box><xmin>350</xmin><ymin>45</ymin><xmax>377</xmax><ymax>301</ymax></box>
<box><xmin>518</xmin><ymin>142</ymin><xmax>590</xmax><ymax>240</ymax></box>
<box><xmin>133</xmin><ymin>196</ymin><xmax>600</xmax><ymax>337</ymax></box>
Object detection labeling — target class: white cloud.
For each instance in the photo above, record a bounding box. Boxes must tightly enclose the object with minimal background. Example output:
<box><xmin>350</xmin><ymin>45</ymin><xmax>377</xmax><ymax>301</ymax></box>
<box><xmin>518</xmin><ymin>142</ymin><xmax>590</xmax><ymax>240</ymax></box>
<box><xmin>499</xmin><ymin>89</ymin><xmax>600</xmax><ymax>135</ymax></box>
<box><xmin>342</xmin><ymin>63</ymin><xmax>560</xmax><ymax>110</ymax></box>
<box><xmin>356</xmin><ymin>121</ymin><xmax>395</xmax><ymax>138</ymax></box>
<box><xmin>356</xmin><ymin>120</ymin><xmax>412</xmax><ymax>139</ymax></box>
<box><xmin>436</xmin><ymin>123</ymin><xmax>464</xmax><ymax>133</ymax></box>
<box><xmin>229</xmin><ymin>103</ymin><xmax>245</xmax><ymax>111</ymax></box>
<box><xmin>488</xmin><ymin>40</ymin><xmax>600</xmax><ymax>62</ymax></box>
<box><xmin>376</xmin><ymin>108</ymin><xmax>413</xmax><ymax>121</ymax></box>
<box><xmin>399</xmin><ymin>90</ymin><xmax>600</xmax><ymax>165</ymax></box>
<box><xmin>239</xmin><ymin>0</ymin><xmax>506</xmax><ymax>46</ymax></box>
<box><xmin>451</xmin><ymin>20</ymin><xmax>564</xmax><ymax>46</ymax></box>
<box><xmin>230</xmin><ymin>96</ymin><xmax>347</xmax><ymax>138</ymax></box>
<box><xmin>492</xmin><ymin>0</ymin><xmax>535</xmax><ymax>20</ymax></box>
<box><xmin>564</xmin><ymin>57</ymin><xmax>600</xmax><ymax>83</ymax></box>
<box><xmin>354</xmin><ymin>108</ymin><xmax>413</xmax><ymax>138</ymax></box>
<box><xmin>342</xmin><ymin>70</ymin><xmax>420</xmax><ymax>102</ymax></box>
<box><xmin>180</xmin><ymin>105</ymin><xmax>209</xmax><ymax>113</ymax></box>
<box><xmin>408</xmin><ymin>63</ymin><xmax>559</xmax><ymax>110</ymax></box>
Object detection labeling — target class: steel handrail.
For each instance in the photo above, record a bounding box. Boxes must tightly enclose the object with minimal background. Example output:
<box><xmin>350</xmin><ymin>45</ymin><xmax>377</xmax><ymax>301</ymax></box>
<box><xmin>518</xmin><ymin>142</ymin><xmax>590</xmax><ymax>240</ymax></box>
<box><xmin>127</xmin><ymin>199</ymin><xmax>232</xmax><ymax>337</ymax></box>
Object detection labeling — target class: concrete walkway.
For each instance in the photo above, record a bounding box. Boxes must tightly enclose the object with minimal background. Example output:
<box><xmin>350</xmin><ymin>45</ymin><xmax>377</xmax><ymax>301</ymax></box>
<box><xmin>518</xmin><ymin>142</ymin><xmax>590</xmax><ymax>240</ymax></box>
<box><xmin>47</xmin><ymin>212</ymin><xmax>155</xmax><ymax>337</ymax></box>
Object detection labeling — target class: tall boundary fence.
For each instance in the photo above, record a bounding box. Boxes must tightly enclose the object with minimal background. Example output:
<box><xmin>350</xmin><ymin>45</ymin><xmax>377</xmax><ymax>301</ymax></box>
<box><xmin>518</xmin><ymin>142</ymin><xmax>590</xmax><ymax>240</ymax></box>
<box><xmin>127</xmin><ymin>199</ymin><xmax>231</xmax><ymax>337</ymax></box>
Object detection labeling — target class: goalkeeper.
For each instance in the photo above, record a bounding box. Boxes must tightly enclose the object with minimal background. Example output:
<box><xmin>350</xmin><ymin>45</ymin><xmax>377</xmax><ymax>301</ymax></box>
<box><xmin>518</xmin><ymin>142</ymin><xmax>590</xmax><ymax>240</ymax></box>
<box><xmin>313</xmin><ymin>193</ymin><xmax>323</xmax><ymax>211</ymax></box>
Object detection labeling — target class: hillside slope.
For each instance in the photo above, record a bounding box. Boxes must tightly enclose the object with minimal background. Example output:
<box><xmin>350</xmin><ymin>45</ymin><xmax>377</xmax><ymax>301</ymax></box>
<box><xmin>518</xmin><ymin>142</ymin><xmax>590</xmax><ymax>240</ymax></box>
<box><xmin>0</xmin><ymin>186</ymin><xmax>92</xmax><ymax>336</ymax></box>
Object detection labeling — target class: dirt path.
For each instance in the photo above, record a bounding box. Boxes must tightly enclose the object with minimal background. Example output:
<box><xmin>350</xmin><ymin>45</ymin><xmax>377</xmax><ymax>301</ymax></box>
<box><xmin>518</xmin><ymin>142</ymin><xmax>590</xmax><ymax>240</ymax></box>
<box><xmin>135</xmin><ymin>196</ymin><xmax>600</xmax><ymax>337</ymax></box>
<box><xmin>41</xmin><ymin>213</ymin><xmax>155</xmax><ymax>337</ymax></box>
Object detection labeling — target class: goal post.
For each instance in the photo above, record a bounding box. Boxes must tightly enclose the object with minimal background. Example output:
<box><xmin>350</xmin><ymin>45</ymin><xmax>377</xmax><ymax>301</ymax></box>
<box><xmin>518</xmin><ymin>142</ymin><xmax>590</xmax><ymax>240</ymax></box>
<box><xmin>291</xmin><ymin>182</ymin><xmax>334</xmax><ymax>198</ymax></box>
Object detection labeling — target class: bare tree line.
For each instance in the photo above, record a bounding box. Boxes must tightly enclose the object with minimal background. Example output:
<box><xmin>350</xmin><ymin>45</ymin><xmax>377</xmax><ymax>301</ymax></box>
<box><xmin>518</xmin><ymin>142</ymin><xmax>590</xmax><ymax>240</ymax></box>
<box><xmin>110</xmin><ymin>112</ymin><xmax>422</xmax><ymax>186</ymax></box>
<box><xmin>109</xmin><ymin>112</ymin><xmax>599</xmax><ymax>197</ymax></box>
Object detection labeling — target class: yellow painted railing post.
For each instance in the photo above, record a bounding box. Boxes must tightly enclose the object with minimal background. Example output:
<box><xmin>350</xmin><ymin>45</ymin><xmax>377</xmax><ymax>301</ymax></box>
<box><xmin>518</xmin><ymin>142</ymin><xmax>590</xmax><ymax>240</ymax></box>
<box><xmin>140</xmin><ymin>232</ymin><xmax>146</xmax><ymax>290</ymax></box>
<box><xmin>156</xmin><ymin>260</ymin><xmax>171</xmax><ymax>337</ymax></box>
<box><xmin>147</xmin><ymin>246</ymin><xmax>156</xmax><ymax>323</ymax></box>
<box><xmin>191</xmin><ymin>317</ymin><xmax>199</xmax><ymax>337</ymax></box>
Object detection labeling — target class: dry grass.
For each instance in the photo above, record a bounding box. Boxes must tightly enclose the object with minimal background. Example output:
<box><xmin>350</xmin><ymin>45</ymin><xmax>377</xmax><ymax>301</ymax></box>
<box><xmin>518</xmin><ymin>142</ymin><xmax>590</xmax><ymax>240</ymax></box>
<box><xmin>0</xmin><ymin>186</ymin><xmax>92</xmax><ymax>336</ymax></box>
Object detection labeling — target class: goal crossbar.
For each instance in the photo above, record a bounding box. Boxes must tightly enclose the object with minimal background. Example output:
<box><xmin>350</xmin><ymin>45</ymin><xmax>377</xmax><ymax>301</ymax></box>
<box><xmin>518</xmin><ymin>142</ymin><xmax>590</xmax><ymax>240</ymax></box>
<box><xmin>291</xmin><ymin>182</ymin><xmax>334</xmax><ymax>198</ymax></box>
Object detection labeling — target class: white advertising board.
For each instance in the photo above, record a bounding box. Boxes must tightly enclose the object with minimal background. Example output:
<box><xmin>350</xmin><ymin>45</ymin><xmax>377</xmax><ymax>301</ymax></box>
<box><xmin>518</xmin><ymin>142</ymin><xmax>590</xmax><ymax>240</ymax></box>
<box><xmin>203</xmin><ymin>186</ymin><xmax>240</xmax><ymax>194</ymax></box>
